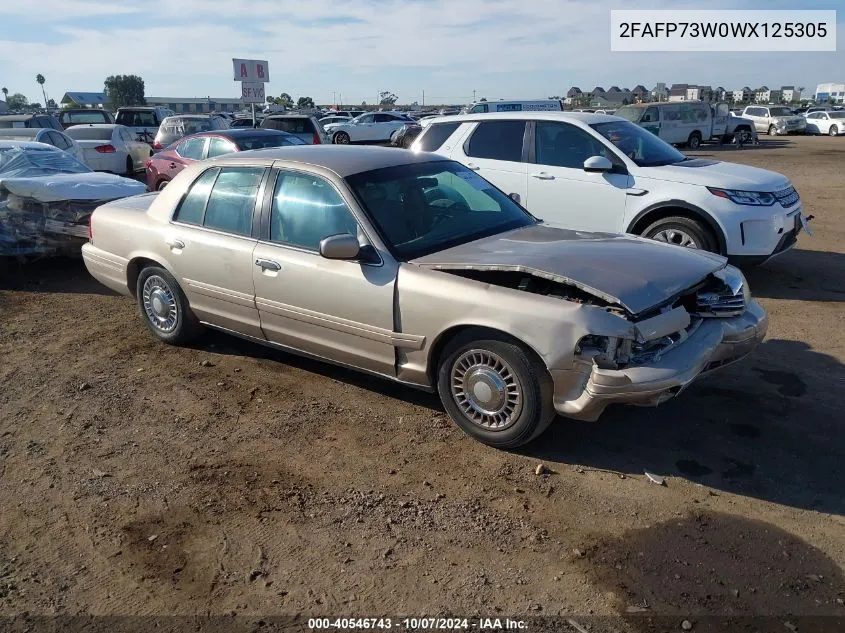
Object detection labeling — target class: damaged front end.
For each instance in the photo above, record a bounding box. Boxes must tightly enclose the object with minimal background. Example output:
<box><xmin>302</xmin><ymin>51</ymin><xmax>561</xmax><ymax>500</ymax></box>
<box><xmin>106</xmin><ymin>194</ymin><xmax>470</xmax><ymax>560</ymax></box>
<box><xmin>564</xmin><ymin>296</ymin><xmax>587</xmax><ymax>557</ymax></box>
<box><xmin>0</xmin><ymin>190</ymin><xmax>101</xmax><ymax>256</ymax></box>
<box><xmin>439</xmin><ymin>263</ymin><xmax>767</xmax><ymax>421</ymax></box>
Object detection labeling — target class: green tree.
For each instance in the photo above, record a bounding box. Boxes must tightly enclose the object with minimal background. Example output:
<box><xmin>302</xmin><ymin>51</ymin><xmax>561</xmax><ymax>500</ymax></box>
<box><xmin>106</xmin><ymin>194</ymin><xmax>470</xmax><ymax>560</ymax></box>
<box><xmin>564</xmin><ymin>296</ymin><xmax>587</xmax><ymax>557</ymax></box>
<box><xmin>104</xmin><ymin>74</ymin><xmax>146</xmax><ymax>109</ymax></box>
<box><xmin>361</xmin><ymin>101</ymin><xmax>367</xmax><ymax>107</ymax></box>
<box><xmin>6</xmin><ymin>92</ymin><xmax>28</xmax><ymax>110</ymax></box>
<box><xmin>278</xmin><ymin>93</ymin><xmax>294</xmax><ymax>108</ymax></box>
<box><xmin>1</xmin><ymin>87</ymin><xmax>7</xmax><ymax>101</ymax></box>
<box><xmin>46</xmin><ymin>98</ymin><xmax>57</xmax><ymax>109</ymax></box>
<box><xmin>480</xmin><ymin>97</ymin><xmax>487</xmax><ymax>102</ymax></box>
<box><xmin>296</xmin><ymin>96</ymin><xmax>315</xmax><ymax>109</ymax></box>
<box><xmin>36</xmin><ymin>74</ymin><xmax>47</xmax><ymax>107</ymax></box>
<box><xmin>379</xmin><ymin>90</ymin><xmax>397</xmax><ymax>106</ymax></box>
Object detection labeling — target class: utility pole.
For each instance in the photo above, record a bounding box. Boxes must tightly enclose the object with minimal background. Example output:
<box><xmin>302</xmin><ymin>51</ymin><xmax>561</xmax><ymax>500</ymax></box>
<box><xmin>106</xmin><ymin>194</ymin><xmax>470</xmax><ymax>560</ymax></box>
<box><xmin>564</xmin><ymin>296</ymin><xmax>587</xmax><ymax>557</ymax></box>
<box><xmin>422</xmin><ymin>89</ymin><xmax>425</xmax><ymax>107</ymax></box>
<box><xmin>473</xmin><ymin>89</ymin><xmax>476</xmax><ymax>102</ymax></box>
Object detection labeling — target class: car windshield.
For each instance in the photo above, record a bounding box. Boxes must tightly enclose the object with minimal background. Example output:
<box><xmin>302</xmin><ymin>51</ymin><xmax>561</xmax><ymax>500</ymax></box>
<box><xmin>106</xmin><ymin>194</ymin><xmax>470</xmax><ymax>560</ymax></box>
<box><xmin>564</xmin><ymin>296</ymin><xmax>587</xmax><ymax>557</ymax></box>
<box><xmin>769</xmin><ymin>107</ymin><xmax>793</xmax><ymax>117</ymax></box>
<box><xmin>61</xmin><ymin>112</ymin><xmax>110</xmax><ymax>124</ymax></box>
<box><xmin>590</xmin><ymin>120</ymin><xmax>687</xmax><ymax>167</ymax></box>
<box><xmin>346</xmin><ymin>160</ymin><xmax>535</xmax><ymax>260</ymax></box>
<box><xmin>613</xmin><ymin>106</ymin><xmax>643</xmax><ymax>122</ymax></box>
<box><xmin>65</xmin><ymin>127</ymin><xmax>113</xmax><ymax>140</ymax></box>
<box><xmin>235</xmin><ymin>133</ymin><xmax>307</xmax><ymax>150</ymax></box>
<box><xmin>166</xmin><ymin>118</ymin><xmax>213</xmax><ymax>135</ymax></box>
<box><xmin>0</xmin><ymin>145</ymin><xmax>90</xmax><ymax>177</ymax></box>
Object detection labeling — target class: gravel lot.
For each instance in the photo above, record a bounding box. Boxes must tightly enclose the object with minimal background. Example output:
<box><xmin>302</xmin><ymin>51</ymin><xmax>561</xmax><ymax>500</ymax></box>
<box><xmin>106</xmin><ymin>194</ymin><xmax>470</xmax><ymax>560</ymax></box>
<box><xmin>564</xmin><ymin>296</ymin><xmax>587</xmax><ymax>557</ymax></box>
<box><xmin>1</xmin><ymin>136</ymin><xmax>843</xmax><ymax>630</ymax></box>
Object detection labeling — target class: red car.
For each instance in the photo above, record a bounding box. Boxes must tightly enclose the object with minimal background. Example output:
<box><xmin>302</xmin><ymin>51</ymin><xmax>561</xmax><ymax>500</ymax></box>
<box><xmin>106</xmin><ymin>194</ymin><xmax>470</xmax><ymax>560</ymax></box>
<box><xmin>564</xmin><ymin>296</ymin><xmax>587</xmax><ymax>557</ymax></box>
<box><xmin>144</xmin><ymin>128</ymin><xmax>306</xmax><ymax>190</ymax></box>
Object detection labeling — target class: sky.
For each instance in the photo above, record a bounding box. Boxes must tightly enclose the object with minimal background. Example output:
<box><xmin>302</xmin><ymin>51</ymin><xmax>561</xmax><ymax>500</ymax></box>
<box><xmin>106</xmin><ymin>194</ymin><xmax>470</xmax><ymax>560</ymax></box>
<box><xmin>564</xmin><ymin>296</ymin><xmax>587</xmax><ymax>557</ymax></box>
<box><xmin>0</xmin><ymin>0</ymin><xmax>842</xmax><ymax>106</ymax></box>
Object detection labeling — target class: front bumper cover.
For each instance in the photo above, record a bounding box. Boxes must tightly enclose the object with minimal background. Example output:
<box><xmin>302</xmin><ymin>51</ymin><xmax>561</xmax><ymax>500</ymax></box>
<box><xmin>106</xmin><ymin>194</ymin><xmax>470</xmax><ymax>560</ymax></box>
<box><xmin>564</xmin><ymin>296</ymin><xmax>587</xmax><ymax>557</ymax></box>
<box><xmin>550</xmin><ymin>300</ymin><xmax>768</xmax><ymax>421</ymax></box>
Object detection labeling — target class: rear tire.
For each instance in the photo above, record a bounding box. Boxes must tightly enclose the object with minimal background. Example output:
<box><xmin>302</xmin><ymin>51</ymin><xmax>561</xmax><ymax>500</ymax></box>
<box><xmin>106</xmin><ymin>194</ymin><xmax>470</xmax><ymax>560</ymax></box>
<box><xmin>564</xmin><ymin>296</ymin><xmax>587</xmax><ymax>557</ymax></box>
<box><xmin>686</xmin><ymin>131</ymin><xmax>702</xmax><ymax>150</ymax></box>
<box><xmin>830</xmin><ymin>125</ymin><xmax>838</xmax><ymax>136</ymax></box>
<box><xmin>642</xmin><ymin>215</ymin><xmax>718</xmax><ymax>253</ymax></box>
<box><xmin>156</xmin><ymin>179</ymin><xmax>169</xmax><ymax>191</ymax></box>
<box><xmin>136</xmin><ymin>266</ymin><xmax>202</xmax><ymax>345</ymax></box>
<box><xmin>437</xmin><ymin>330</ymin><xmax>555</xmax><ymax>448</ymax></box>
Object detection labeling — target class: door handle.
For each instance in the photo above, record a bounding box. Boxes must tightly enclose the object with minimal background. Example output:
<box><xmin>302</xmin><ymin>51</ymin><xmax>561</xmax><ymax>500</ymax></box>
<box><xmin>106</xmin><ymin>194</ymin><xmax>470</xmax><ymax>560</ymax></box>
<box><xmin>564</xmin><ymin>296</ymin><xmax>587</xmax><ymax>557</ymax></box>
<box><xmin>165</xmin><ymin>238</ymin><xmax>185</xmax><ymax>249</ymax></box>
<box><xmin>466</xmin><ymin>163</ymin><xmax>480</xmax><ymax>171</ymax></box>
<box><xmin>531</xmin><ymin>172</ymin><xmax>554</xmax><ymax>180</ymax></box>
<box><xmin>255</xmin><ymin>258</ymin><xmax>281</xmax><ymax>271</ymax></box>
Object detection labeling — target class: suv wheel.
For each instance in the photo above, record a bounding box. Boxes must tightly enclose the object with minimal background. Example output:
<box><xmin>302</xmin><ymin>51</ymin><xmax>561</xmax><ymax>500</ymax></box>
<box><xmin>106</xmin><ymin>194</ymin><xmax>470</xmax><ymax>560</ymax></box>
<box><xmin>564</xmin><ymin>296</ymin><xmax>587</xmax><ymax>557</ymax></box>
<box><xmin>829</xmin><ymin>125</ymin><xmax>838</xmax><ymax>136</ymax></box>
<box><xmin>333</xmin><ymin>132</ymin><xmax>350</xmax><ymax>144</ymax></box>
<box><xmin>768</xmin><ymin>124</ymin><xmax>777</xmax><ymax>136</ymax></box>
<box><xmin>642</xmin><ymin>215</ymin><xmax>718</xmax><ymax>253</ymax></box>
<box><xmin>437</xmin><ymin>331</ymin><xmax>555</xmax><ymax>448</ymax></box>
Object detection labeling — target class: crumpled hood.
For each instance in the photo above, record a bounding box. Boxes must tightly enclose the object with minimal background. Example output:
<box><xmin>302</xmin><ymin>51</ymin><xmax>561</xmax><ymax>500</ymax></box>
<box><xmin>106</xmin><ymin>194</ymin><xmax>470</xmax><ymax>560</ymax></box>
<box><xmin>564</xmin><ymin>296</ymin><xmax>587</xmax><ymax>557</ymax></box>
<box><xmin>642</xmin><ymin>159</ymin><xmax>791</xmax><ymax>191</ymax></box>
<box><xmin>411</xmin><ymin>224</ymin><xmax>727</xmax><ymax>315</ymax></box>
<box><xmin>0</xmin><ymin>172</ymin><xmax>146</xmax><ymax>203</ymax></box>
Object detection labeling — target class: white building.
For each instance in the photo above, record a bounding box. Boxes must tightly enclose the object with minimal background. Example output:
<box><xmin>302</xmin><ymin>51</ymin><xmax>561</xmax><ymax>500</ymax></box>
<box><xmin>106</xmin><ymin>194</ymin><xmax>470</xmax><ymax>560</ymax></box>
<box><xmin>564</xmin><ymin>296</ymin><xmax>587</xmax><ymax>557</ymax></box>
<box><xmin>815</xmin><ymin>82</ymin><xmax>845</xmax><ymax>104</ymax></box>
<box><xmin>755</xmin><ymin>87</ymin><xmax>781</xmax><ymax>103</ymax></box>
<box><xmin>145</xmin><ymin>96</ymin><xmax>246</xmax><ymax>113</ymax></box>
<box><xmin>780</xmin><ymin>86</ymin><xmax>800</xmax><ymax>103</ymax></box>
<box><xmin>732</xmin><ymin>87</ymin><xmax>753</xmax><ymax>103</ymax></box>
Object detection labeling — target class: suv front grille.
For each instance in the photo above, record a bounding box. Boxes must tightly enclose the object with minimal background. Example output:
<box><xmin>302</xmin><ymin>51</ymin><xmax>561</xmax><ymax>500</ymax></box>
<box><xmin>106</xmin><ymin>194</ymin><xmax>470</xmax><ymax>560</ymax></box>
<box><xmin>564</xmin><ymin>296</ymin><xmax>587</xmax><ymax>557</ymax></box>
<box><xmin>774</xmin><ymin>186</ymin><xmax>799</xmax><ymax>208</ymax></box>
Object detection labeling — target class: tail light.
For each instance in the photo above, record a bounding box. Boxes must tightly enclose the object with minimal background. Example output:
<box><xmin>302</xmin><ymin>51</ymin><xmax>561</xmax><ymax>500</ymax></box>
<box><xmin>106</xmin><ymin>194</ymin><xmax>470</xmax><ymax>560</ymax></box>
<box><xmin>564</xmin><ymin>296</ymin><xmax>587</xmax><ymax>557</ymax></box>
<box><xmin>144</xmin><ymin>159</ymin><xmax>152</xmax><ymax>169</ymax></box>
<box><xmin>153</xmin><ymin>140</ymin><xmax>162</xmax><ymax>150</ymax></box>
<box><xmin>312</xmin><ymin>131</ymin><xmax>321</xmax><ymax>144</ymax></box>
<box><xmin>95</xmin><ymin>144</ymin><xmax>116</xmax><ymax>153</ymax></box>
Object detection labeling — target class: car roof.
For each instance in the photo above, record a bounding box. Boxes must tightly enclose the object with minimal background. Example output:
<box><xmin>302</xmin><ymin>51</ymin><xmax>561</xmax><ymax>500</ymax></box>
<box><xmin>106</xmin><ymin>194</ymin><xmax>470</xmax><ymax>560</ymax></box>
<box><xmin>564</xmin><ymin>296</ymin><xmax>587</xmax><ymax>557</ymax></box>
<box><xmin>194</xmin><ymin>128</ymin><xmax>290</xmax><ymax>138</ymax></box>
<box><xmin>425</xmin><ymin>111</ymin><xmax>621</xmax><ymax>125</ymax></box>
<box><xmin>67</xmin><ymin>123</ymin><xmax>118</xmax><ymax>128</ymax></box>
<box><xmin>218</xmin><ymin>144</ymin><xmax>446</xmax><ymax>177</ymax></box>
<box><xmin>264</xmin><ymin>114</ymin><xmax>316</xmax><ymax>119</ymax></box>
<box><xmin>0</xmin><ymin>128</ymin><xmax>41</xmax><ymax>137</ymax></box>
<box><xmin>0</xmin><ymin>140</ymin><xmax>56</xmax><ymax>150</ymax></box>
<box><xmin>0</xmin><ymin>114</ymin><xmax>36</xmax><ymax>121</ymax></box>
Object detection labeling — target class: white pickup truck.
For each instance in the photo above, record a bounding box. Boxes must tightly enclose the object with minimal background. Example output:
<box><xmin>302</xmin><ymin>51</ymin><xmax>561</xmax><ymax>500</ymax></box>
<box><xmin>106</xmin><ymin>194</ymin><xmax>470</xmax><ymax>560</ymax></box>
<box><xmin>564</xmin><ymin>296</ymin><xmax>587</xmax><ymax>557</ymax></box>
<box><xmin>616</xmin><ymin>101</ymin><xmax>757</xmax><ymax>148</ymax></box>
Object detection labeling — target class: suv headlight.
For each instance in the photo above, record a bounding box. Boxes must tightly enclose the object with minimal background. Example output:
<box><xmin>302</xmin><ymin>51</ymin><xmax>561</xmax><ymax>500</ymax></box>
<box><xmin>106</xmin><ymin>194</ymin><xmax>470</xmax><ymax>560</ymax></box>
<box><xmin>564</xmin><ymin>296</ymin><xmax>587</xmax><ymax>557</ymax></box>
<box><xmin>707</xmin><ymin>187</ymin><xmax>776</xmax><ymax>206</ymax></box>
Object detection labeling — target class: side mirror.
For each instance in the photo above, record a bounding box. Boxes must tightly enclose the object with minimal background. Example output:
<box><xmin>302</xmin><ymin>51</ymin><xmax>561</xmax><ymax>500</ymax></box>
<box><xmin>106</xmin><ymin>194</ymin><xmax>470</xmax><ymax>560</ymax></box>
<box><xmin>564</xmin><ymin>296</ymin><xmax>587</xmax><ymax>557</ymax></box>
<box><xmin>509</xmin><ymin>192</ymin><xmax>521</xmax><ymax>204</ymax></box>
<box><xmin>583</xmin><ymin>155</ymin><xmax>613</xmax><ymax>173</ymax></box>
<box><xmin>319</xmin><ymin>233</ymin><xmax>361</xmax><ymax>260</ymax></box>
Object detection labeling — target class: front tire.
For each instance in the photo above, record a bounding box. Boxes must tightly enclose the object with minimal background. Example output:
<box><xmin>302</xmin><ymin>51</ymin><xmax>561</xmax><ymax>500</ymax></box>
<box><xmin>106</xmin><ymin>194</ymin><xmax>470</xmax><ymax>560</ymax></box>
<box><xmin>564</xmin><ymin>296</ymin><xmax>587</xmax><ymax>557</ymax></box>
<box><xmin>437</xmin><ymin>331</ymin><xmax>555</xmax><ymax>448</ymax></box>
<box><xmin>333</xmin><ymin>131</ymin><xmax>350</xmax><ymax>145</ymax></box>
<box><xmin>136</xmin><ymin>266</ymin><xmax>202</xmax><ymax>345</ymax></box>
<box><xmin>830</xmin><ymin>125</ymin><xmax>839</xmax><ymax>136</ymax></box>
<box><xmin>642</xmin><ymin>215</ymin><xmax>718</xmax><ymax>253</ymax></box>
<box><xmin>768</xmin><ymin>124</ymin><xmax>777</xmax><ymax>136</ymax></box>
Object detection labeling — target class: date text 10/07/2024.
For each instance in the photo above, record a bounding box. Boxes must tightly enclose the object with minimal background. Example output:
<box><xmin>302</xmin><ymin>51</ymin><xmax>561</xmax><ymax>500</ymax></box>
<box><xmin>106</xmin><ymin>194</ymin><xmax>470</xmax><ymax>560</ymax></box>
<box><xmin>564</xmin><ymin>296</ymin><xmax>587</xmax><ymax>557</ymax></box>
<box><xmin>307</xmin><ymin>618</ymin><xmax>529</xmax><ymax>630</ymax></box>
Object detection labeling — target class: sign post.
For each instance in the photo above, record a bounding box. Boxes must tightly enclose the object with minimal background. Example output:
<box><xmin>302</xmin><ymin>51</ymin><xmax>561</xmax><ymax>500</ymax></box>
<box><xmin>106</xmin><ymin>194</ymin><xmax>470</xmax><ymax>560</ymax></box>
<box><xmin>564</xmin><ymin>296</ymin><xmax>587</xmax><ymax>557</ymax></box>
<box><xmin>232</xmin><ymin>58</ymin><xmax>270</xmax><ymax>128</ymax></box>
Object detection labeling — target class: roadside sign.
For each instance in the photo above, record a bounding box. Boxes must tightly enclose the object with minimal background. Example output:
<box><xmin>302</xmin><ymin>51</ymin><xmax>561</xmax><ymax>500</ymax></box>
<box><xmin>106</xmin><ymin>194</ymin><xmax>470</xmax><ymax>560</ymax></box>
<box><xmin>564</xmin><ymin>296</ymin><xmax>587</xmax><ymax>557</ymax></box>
<box><xmin>232</xmin><ymin>58</ymin><xmax>270</xmax><ymax>82</ymax></box>
<box><xmin>241</xmin><ymin>82</ymin><xmax>266</xmax><ymax>104</ymax></box>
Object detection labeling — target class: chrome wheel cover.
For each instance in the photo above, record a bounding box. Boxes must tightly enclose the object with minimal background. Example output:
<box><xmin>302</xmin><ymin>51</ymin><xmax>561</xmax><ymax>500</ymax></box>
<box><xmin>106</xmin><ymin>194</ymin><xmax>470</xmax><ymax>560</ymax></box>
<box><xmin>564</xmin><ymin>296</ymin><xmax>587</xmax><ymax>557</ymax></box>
<box><xmin>450</xmin><ymin>349</ymin><xmax>523</xmax><ymax>430</ymax></box>
<box><xmin>652</xmin><ymin>229</ymin><xmax>698</xmax><ymax>248</ymax></box>
<box><xmin>142</xmin><ymin>275</ymin><xmax>178</xmax><ymax>333</ymax></box>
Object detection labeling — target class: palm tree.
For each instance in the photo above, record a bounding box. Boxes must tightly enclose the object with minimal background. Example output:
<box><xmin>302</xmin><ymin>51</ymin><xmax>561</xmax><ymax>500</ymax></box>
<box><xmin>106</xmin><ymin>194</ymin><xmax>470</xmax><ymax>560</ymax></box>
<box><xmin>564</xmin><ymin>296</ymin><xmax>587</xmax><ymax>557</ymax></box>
<box><xmin>1</xmin><ymin>87</ymin><xmax>7</xmax><ymax>102</ymax></box>
<box><xmin>36</xmin><ymin>74</ymin><xmax>47</xmax><ymax>108</ymax></box>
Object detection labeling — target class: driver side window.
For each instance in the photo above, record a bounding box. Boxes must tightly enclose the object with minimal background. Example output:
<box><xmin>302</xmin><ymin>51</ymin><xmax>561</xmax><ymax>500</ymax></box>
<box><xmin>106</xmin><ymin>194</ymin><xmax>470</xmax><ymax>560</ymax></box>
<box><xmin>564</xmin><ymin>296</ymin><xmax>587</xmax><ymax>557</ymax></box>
<box><xmin>534</xmin><ymin>121</ymin><xmax>611</xmax><ymax>169</ymax></box>
<box><xmin>270</xmin><ymin>171</ymin><xmax>358</xmax><ymax>251</ymax></box>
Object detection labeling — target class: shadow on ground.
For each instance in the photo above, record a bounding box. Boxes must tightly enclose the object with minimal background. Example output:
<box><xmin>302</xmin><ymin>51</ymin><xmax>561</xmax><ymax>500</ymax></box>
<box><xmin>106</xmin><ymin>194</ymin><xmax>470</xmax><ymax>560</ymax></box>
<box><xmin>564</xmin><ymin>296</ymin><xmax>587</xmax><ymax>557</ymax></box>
<box><xmin>574</xmin><ymin>512</ymin><xmax>845</xmax><ymax>631</ymax></box>
<box><xmin>745</xmin><ymin>248</ymin><xmax>845</xmax><ymax>302</ymax></box>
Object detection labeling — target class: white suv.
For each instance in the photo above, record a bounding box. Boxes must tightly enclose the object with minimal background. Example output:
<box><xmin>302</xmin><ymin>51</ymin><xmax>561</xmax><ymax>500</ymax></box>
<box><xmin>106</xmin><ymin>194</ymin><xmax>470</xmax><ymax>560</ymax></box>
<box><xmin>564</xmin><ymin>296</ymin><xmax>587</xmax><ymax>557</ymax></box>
<box><xmin>412</xmin><ymin>112</ymin><xmax>811</xmax><ymax>265</ymax></box>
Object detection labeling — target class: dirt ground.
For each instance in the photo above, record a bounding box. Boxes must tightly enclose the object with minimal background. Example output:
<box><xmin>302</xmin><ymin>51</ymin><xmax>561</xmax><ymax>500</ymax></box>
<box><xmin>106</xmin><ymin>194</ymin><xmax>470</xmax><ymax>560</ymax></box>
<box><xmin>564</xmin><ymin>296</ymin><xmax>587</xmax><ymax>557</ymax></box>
<box><xmin>0</xmin><ymin>136</ymin><xmax>844</xmax><ymax>631</ymax></box>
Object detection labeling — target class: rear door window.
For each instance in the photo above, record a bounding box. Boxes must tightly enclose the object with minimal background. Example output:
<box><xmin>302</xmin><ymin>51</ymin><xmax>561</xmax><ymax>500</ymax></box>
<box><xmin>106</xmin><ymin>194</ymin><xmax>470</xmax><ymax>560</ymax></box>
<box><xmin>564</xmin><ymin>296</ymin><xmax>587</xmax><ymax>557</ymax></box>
<box><xmin>207</xmin><ymin>137</ymin><xmax>237</xmax><ymax>158</ymax></box>
<box><xmin>417</xmin><ymin>122</ymin><xmax>461</xmax><ymax>151</ymax></box>
<box><xmin>263</xmin><ymin>118</ymin><xmax>311</xmax><ymax>134</ymax></box>
<box><xmin>176</xmin><ymin>137</ymin><xmax>207</xmax><ymax>160</ymax></box>
<box><xmin>202</xmin><ymin>167</ymin><xmax>265</xmax><ymax>236</ymax></box>
<box><xmin>174</xmin><ymin>168</ymin><xmax>219</xmax><ymax>225</ymax></box>
<box><xmin>464</xmin><ymin>121</ymin><xmax>526</xmax><ymax>162</ymax></box>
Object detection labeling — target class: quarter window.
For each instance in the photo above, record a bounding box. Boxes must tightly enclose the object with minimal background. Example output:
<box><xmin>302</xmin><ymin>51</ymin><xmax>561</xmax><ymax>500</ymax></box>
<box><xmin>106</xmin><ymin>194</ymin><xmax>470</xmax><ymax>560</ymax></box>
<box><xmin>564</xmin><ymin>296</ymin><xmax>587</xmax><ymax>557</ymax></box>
<box><xmin>465</xmin><ymin>121</ymin><xmax>526</xmax><ymax>162</ymax></box>
<box><xmin>174</xmin><ymin>168</ymin><xmax>219</xmax><ymax>225</ymax></box>
<box><xmin>270</xmin><ymin>171</ymin><xmax>358</xmax><ymax>250</ymax></box>
<box><xmin>417</xmin><ymin>122</ymin><xmax>461</xmax><ymax>152</ymax></box>
<box><xmin>203</xmin><ymin>167</ymin><xmax>264</xmax><ymax>236</ymax></box>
